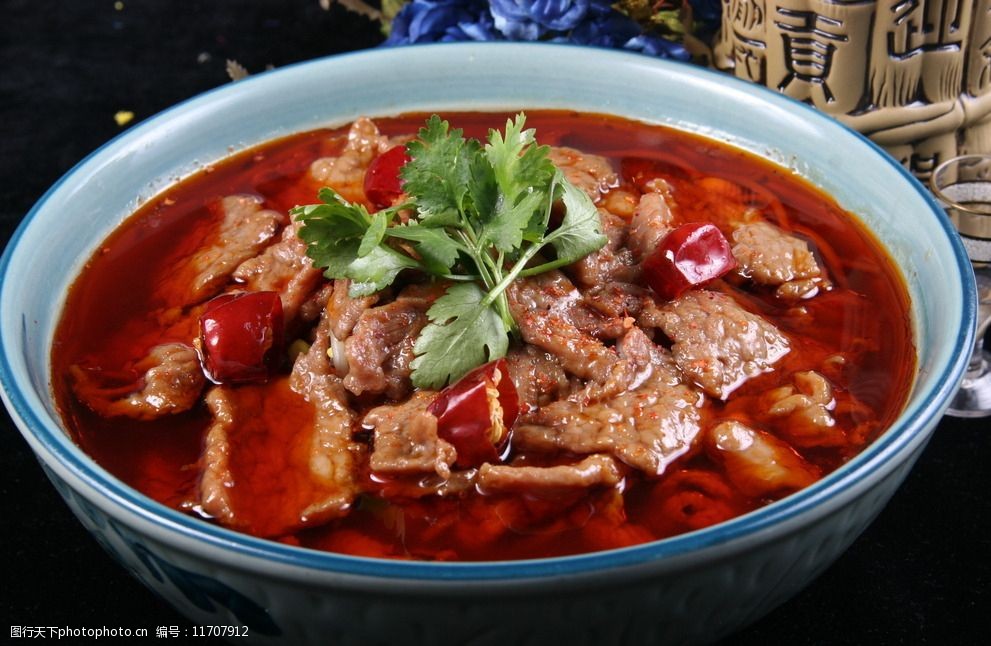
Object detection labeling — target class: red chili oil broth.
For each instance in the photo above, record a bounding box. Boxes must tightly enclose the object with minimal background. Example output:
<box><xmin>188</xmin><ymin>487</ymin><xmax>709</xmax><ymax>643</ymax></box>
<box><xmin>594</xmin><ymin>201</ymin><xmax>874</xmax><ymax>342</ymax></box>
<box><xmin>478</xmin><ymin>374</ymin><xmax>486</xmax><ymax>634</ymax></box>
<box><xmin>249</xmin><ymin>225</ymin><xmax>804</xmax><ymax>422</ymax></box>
<box><xmin>51</xmin><ymin>111</ymin><xmax>915</xmax><ymax>561</ymax></box>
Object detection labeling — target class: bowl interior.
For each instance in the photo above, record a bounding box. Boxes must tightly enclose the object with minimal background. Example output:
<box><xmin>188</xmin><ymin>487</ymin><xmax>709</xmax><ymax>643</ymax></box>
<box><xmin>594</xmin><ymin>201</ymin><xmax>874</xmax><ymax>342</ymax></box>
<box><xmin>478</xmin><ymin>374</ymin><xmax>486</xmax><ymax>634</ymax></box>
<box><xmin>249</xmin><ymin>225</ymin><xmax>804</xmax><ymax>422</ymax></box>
<box><xmin>0</xmin><ymin>42</ymin><xmax>975</xmax><ymax>580</ymax></box>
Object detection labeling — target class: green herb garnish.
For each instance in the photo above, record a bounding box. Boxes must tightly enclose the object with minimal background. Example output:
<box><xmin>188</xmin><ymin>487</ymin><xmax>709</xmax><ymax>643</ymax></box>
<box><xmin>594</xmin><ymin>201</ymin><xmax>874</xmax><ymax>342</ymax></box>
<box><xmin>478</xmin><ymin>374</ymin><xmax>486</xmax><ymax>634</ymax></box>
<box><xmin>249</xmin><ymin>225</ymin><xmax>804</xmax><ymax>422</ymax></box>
<box><xmin>293</xmin><ymin>113</ymin><xmax>607</xmax><ymax>388</ymax></box>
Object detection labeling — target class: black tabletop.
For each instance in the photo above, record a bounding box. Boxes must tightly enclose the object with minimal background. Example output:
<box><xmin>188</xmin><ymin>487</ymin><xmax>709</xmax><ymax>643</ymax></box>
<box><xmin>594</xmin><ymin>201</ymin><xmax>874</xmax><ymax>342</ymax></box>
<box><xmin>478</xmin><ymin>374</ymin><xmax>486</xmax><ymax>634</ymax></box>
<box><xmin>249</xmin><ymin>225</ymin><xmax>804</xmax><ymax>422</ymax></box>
<box><xmin>2</xmin><ymin>2</ymin><xmax>989</xmax><ymax>644</ymax></box>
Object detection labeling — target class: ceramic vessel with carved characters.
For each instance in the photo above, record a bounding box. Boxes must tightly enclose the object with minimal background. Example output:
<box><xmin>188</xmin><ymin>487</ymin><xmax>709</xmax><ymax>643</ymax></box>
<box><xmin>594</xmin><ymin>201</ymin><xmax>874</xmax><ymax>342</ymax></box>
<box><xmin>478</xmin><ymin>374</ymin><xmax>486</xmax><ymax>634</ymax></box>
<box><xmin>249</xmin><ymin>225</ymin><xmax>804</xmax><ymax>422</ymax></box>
<box><xmin>714</xmin><ymin>0</ymin><xmax>991</xmax><ymax>184</ymax></box>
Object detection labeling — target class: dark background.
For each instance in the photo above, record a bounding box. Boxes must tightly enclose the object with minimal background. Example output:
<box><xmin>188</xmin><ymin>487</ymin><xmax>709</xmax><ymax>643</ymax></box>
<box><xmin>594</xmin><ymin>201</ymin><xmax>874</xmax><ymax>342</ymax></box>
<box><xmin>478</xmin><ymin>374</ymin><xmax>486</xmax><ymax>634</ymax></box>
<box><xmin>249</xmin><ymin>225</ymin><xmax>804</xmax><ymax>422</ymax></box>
<box><xmin>1</xmin><ymin>1</ymin><xmax>989</xmax><ymax>644</ymax></box>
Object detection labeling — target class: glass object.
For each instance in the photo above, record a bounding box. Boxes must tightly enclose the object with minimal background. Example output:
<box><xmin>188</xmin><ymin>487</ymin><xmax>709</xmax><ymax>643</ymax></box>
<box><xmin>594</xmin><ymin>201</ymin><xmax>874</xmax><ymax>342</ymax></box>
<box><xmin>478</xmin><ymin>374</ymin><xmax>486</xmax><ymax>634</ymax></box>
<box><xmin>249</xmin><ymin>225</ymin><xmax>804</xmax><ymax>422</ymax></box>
<box><xmin>930</xmin><ymin>154</ymin><xmax>991</xmax><ymax>417</ymax></box>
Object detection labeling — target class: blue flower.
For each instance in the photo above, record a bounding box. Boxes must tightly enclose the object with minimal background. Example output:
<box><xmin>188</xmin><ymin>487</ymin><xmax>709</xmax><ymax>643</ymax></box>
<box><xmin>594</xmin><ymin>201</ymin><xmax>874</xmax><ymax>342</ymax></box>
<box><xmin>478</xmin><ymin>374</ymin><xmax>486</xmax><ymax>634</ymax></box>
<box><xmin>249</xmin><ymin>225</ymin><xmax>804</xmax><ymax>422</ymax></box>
<box><xmin>446</xmin><ymin>9</ymin><xmax>499</xmax><ymax>41</ymax></box>
<box><xmin>382</xmin><ymin>0</ymin><xmax>692</xmax><ymax>61</ymax></box>
<box><xmin>385</xmin><ymin>0</ymin><xmax>493</xmax><ymax>45</ymax></box>
<box><xmin>489</xmin><ymin>0</ymin><xmax>592</xmax><ymax>39</ymax></box>
<box><xmin>564</xmin><ymin>2</ymin><xmax>689</xmax><ymax>60</ymax></box>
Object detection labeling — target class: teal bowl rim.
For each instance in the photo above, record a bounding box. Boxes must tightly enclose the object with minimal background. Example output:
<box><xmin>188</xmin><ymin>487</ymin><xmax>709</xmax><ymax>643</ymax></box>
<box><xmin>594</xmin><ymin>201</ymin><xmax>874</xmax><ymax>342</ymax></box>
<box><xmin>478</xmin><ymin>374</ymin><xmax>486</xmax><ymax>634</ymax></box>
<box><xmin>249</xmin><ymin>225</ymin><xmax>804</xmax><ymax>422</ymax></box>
<box><xmin>0</xmin><ymin>42</ymin><xmax>977</xmax><ymax>583</ymax></box>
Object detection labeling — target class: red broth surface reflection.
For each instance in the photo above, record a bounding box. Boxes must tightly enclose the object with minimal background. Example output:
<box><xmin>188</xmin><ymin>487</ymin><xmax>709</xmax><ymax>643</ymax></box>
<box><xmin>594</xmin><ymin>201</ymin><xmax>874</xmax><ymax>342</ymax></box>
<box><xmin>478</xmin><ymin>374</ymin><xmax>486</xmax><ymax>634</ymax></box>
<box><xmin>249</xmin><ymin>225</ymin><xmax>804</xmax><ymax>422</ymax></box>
<box><xmin>51</xmin><ymin>111</ymin><xmax>915</xmax><ymax>560</ymax></box>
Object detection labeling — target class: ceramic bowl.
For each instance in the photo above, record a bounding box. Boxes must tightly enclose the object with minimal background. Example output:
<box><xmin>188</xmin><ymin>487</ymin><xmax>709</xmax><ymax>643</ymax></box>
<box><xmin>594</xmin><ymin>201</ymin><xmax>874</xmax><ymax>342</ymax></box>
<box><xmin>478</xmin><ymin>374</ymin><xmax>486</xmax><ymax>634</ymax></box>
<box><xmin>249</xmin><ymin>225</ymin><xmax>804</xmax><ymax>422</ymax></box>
<box><xmin>0</xmin><ymin>43</ymin><xmax>976</xmax><ymax>645</ymax></box>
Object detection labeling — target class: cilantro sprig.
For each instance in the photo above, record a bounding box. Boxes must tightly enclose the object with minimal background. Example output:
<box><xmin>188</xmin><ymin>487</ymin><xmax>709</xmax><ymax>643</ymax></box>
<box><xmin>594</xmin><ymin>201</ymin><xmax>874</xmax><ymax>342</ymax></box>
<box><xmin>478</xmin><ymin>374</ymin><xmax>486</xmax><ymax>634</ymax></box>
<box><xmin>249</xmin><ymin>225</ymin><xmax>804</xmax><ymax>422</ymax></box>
<box><xmin>293</xmin><ymin>113</ymin><xmax>606</xmax><ymax>389</ymax></box>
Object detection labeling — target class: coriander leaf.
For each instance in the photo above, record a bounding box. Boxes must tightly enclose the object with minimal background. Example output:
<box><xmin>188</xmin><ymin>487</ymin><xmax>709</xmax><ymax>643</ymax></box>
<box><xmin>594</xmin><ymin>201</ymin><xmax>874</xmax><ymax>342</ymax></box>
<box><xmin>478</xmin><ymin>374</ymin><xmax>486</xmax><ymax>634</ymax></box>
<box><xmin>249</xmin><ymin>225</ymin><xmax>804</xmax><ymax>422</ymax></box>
<box><xmin>294</xmin><ymin>187</ymin><xmax>375</xmax><ymax>274</ymax></box>
<box><xmin>480</xmin><ymin>113</ymin><xmax>556</xmax><ymax>253</ymax></box>
<box><xmin>346</xmin><ymin>245</ymin><xmax>420</xmax><ymax>297</ymax></box>
<box><xmin>410</xmin><ymin>282</ymin><xmax>509</xmax><ymax>389</ymax></box>
<box><xmin>482</xmin><ymin>187</ymin><xmax>549</xmax><ymax>254</ymax></box>
<box><xmin>297</xmin><ymin>189</ymin><xmax>418</xmax><ymax>293</ymax></box>
<box><xmin>307</xmin><ymin>238</ymin><xmax>361</xmax><ymax>278</ymax></box>
<box><xmin>296</xmin><ymin>113</ymin><xmax>610</xmax><ymax>384</ymax></box>
<box><xmin>385</xmin><ymin>223</ymin><xmax>462</xmax><ymax>274</ymax></box>
<box><xmin>466</xmin><ymin>147</ymin><xmax>497</xmax><ymax>224</ymax></box>
<box><xmin>487</xmin><ymin>116</ymin><xmax>554</xmax><ymax>183</ymax></box>
<box><xmin>357</xmin><ymin>208</ymin><xmax>391</xmax><ymax>257</ymax></box>
<box><xmin>521</xmin><ymin>187</ymin><xmax>555</xmax><ymax>244</ymax></box>
<box><xmin>543</xmin><ymin>170</ymin><xmax>607</xmax><ymax>263</ymax></box>
<box><xmin>317</xmin><ymin>186</ymin><xmax>342</xmax><ymax>205</ymax></box>
<box><xmin>293</xmin><ymin>193</ymin><xmax>371</xmax><ymax>240</ymax></box>
<box><xmin>295</xmin><ymin>214</ymin><xmax>364</xmax><ymax>277</ymax></box>
<box><xmin>401</xmin><ymin>116</ymin><xmax>474</xmax><ymax>226</ymax></box>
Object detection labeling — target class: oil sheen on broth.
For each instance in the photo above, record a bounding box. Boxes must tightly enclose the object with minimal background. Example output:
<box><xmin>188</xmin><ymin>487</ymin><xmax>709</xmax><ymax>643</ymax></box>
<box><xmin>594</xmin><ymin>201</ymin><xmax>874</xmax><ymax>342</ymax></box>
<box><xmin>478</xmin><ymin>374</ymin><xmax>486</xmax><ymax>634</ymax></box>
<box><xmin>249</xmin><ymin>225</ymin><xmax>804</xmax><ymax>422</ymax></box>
<box><xmin>51</xmin><ymin>111</ymin><xmax>915</xmax><ymax>561</ymax></box>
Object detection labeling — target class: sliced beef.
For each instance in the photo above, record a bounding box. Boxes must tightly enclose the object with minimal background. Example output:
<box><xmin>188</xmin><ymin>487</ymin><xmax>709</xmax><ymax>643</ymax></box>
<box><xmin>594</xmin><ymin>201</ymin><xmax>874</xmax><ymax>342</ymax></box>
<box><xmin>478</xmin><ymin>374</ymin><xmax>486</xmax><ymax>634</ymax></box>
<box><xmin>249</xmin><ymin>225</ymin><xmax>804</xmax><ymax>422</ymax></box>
<box><xmin>547</xmin><ymin>146</ymin><xmax>618</xmax><ymax>201</ymax></box>
<box><xmin>731</xmin><ymin>222</ymin><xmax>828</xmax><ymax>299</ymax></box>
<box><xmin>511</xmin><ymin>270</ymin><xmax>632</xmax><ymax>341</ymax></box>
<box><xmin>703</xmin><ymin>419</ymin><xmax>818</xmax><ymax>497</ymax></box>
<box><xmin>371</xmin><ymin>469</ymin><xmax>479</xmax><ymax>500</ymax></box>
<box><xmin>582</xmin><ymin>281</ymin><xmax>650</xmax><ymax>322</ymax></box>
<box><xmin>183</xmin><ymin>195</ymin><xmax>282</xmax><ymax>304</ymax></box>
<box><xmin>512</xmin><ymin>270</ymin><xmax>632</xmax><ymax>340</ymax></box>
<box><xmin>568</xmin><ymin>208</ymin><xmax>639</xmax><ymax>288</ymax></box>
<box><xmin>198</xmin><ymin>378</ymin><xmax>362</xmax><ymax>537</ymax></box>
<box><xmin>343</xmin><ymin>286</ymin><xmax>432</xmax><ymax>398</ymax></box>
<box><xmin>309</xmin><ymin>117</ymin><xmax>397</xmax><ymax>204</ymax></box>
<box><xmin>636</xmin><ymin>295</ymin><xmax>669</xmax><ymax>330</ymax></box>
<box><xmin>477</xmin><ymin>454</ymin><xmax>623</xmax><ymax>494</ymax></box>
<box><xmin>658</xmin><ymin>290</ymin><xmax>790</xmax><ymax>399</ymax></box>
<box><xmin>508</xmin><ymin>273</ymin><xmax>662</xmax><ymax>390</ymax></box>
<box><xmin>298</xmin><ymin>280</ymin><xmax>334</xmax><ymax>324</ymax></box>
<box><xmin>364</xmin><ymin>391</ymin><xmax>457</xmax><ymax>478</ymax></box>
<box><xmin>774</xmin><ymin>277</ymin><xmax>829</xmax><ymax>300</ymax></box>
<box><xmin>568</xmin><ymin>299</ymin><xmax>631</xmax><ymax>341</ymax></box>
<box><xmin>70</xmin><ymin>343</ymin><xmax>205</xmax><ymax>420</ymax></box>
<box><xmin>504</xmin><ymin>345</ymin><xmax>572</xmax><ymax>410</ymax></box>
<box><xmin>627</xmin><ymin>183</ymin><xmax>676</xmax><ymax>261</ymax></box>
<box><xmin>570</xmin><ymin>179</ymin><xmax>675</xmax><ymax>288</ymax></box>
<box><xmin>232</xmin><ymin>219</ymin><xmax>324</xmax><ymax>324</ymax></box>
<box><xmin>197</xmin><ymin>392</ymin><xmax>235</xmax><ymax>523</ymax></box>
<box><xmin>509</xmin><ymin>268</ymin><xmax>581</xmax><ymax>312</ymax></box>
<box><xmin>766</xmin><ymin>370</ymin><xmax>833</xmax><ymax>420</ymax></box>
<box><xmin>514</xmin><ymin>335</ymin><xmax>703</xmax><ymax>476</ymax></box>
<box><xmin>326</xmin><ymin>278</ymin><xmax>380</xmax><ymax>341</ymax></box>
<box><xmin>508</xmin><ymin>272</ymin><xmax>620</xmax><ymax>382</ymax></box>
<box><xmin>198</xmin><ymin>310</ymin><xmax>366</xmax><ymax>537</ymax></box>
<box><xmin>763</xmin><ymin>370</ymin><xmax>843</xmax><ymax>448</ymax></box>
<box><xmin>576</xmin><ymin>325</ymin><xmax>660</xmax><ymax>403</ymax></box>
<box><xmin>290</xmin><ymin>319</ymin><xmax>366</xmax><ymax>523</ymax></box>
<box><xmin>599</xmin><ymin>186</ymin><xmax>640</xmax><ymax>219</ymax></box>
